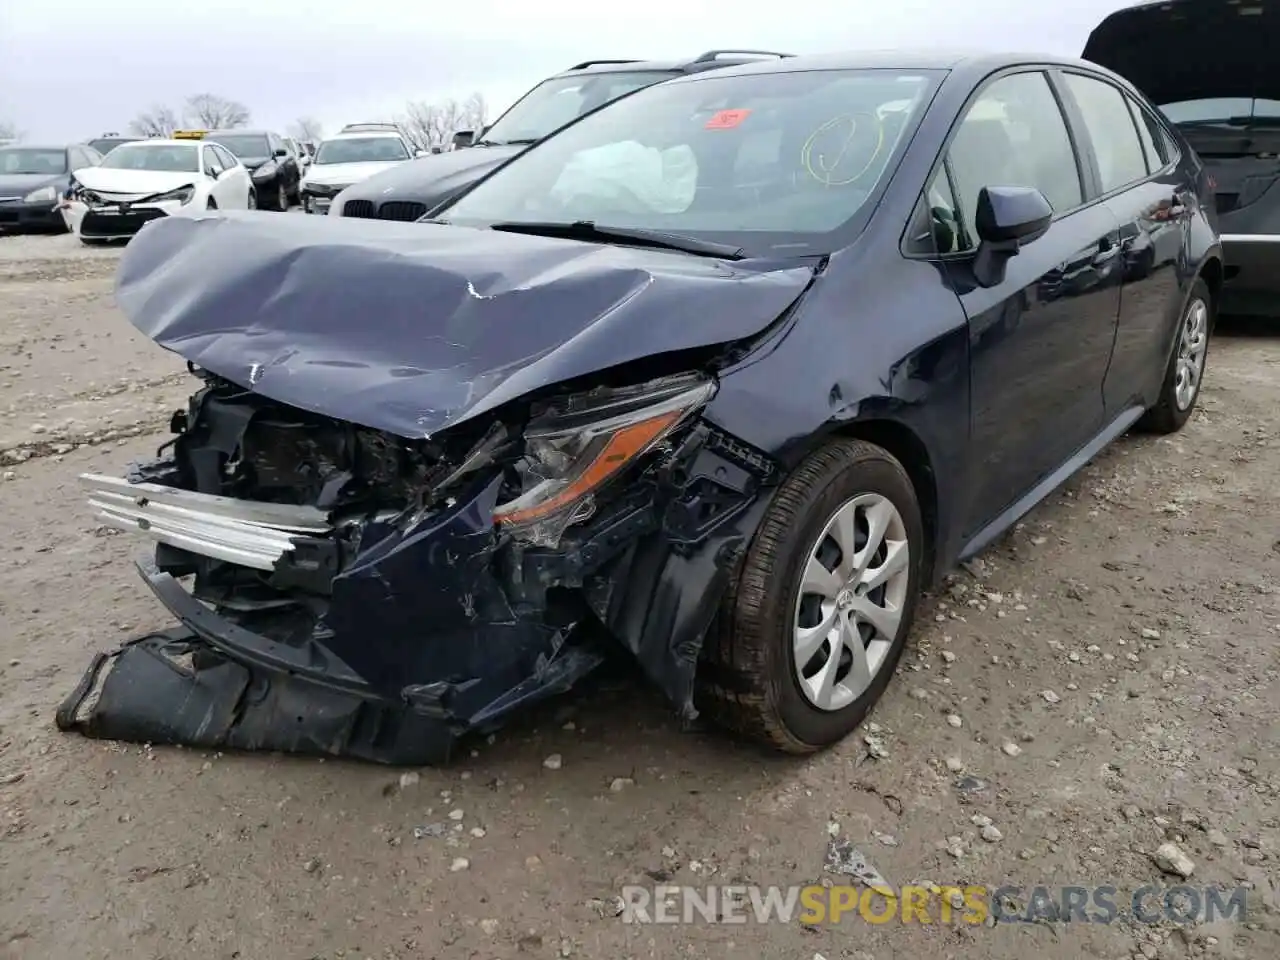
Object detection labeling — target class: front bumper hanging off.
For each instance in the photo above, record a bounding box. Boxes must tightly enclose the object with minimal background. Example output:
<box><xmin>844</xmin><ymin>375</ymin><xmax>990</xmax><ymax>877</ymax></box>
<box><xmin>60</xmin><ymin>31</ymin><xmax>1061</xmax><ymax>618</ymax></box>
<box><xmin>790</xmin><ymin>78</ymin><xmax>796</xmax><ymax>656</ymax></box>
<box><xmin>59</xmin><ymin>473</ymin><xmax>607</xmax><ymax>765</ymax></box>
<box><xmin>56</xmin><ymin>555</ymin><xmax>605</xmax><ymax>765</ymax></box>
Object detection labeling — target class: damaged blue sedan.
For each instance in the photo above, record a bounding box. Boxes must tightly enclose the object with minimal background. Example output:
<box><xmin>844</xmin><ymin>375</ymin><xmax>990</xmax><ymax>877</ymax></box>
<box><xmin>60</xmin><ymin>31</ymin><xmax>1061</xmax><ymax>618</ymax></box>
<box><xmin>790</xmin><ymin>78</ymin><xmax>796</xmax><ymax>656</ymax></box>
<box><xmin>63</xmin><ymin>50</ymin><xmax>1220</xmax><ymax>763</ymax></box>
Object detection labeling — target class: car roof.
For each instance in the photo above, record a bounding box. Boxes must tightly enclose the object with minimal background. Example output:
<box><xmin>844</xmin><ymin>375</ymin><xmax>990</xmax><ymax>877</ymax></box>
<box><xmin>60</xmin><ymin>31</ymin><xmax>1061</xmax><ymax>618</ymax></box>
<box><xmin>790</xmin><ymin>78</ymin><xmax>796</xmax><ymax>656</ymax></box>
<box><xmin>325</xmin><ymin>130</ymin><xmax>406</xmax><ymax>140</ymax></box>
<box><xmin>549</xmin><ymin>49</ymin><xmax>796</xmax><ymax>78</ymax></box>
<box><xmin>0</xmin><ymin>143</ymin><xmax>71</xmax><ymax>151</ymax></box>
<box><xmin>654</xmin><ymin>48</ymin><xmax>1119</xmax><ymax>82</ymax></box>
<box><xmin>113</xmin><ymin>139</ymin><xmax>200</xmax><ymax>148</ymax></box>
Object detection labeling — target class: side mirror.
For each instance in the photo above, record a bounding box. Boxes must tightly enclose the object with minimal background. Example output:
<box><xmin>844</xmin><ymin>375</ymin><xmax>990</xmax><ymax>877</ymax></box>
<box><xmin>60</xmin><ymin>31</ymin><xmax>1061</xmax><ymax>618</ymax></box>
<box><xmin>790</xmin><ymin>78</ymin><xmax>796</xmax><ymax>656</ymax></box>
<box><xmin>972</xmin><ymin>185</ymin><xmax>1053</xmax><ymax>288</ymax></box>
<box><xmin>452</xmin><ymin>130</ymin><xmax>475</xmax><ymax>149</ymax></box>
<box><xmin>414</xmin><ymin>149</ymin><xmax>427</xmax><ymax>158</ymax></box>
<box><xmin>274</xmin><ymin>147</ymin><xmax>288</xmax><ymax>158</ymax></box>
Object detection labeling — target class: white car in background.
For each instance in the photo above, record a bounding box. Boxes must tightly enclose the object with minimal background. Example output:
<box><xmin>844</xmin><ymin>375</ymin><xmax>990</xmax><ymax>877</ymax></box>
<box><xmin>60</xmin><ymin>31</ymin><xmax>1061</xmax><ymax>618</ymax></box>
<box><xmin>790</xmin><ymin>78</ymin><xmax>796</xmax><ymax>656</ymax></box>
<box><xmin>65</xmin><ymin>138</ymin><xmax>254</xmax><ymax>244</ymax></box>
<box><xmin>300</xmin><ymin>129</ymin><xmax>422</xmax><ymax>214</ymax></box>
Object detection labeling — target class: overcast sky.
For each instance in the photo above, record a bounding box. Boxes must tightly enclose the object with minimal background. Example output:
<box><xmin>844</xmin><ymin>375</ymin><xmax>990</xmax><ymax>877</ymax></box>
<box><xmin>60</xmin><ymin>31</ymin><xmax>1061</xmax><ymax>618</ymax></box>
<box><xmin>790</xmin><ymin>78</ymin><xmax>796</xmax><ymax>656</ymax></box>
<box><xmin>2</xmin><ymin>0</ymin><xmax>1134</xmax><ymax>143</ymax></box>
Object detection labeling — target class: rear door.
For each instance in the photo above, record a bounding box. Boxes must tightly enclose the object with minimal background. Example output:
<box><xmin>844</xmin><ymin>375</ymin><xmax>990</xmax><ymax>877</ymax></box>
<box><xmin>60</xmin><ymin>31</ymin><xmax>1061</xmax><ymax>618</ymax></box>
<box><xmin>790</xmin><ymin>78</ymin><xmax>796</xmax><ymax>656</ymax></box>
<box><xmin>1058</xmin><ymin>72</ymin><xmax>1189</xmax><ymax>414</ymax></box>
<box><xmin>932</xmin><ymin>69</ymin><xmax>1124</xmax><ymax>535</ymax></box>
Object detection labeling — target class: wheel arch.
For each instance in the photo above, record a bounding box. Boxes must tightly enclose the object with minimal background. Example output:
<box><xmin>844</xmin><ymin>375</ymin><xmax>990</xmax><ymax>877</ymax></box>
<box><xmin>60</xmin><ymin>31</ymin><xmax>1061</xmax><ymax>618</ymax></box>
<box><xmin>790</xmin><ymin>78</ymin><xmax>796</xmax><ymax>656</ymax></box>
<box><xmin>1198</xmin><ymin>254</ymin><xmax>1224</xmax><ymax>324</ymax></box>
<box><xmin>823</xmin><ymin>417</ymin><xmax>940</xmax><ymax>584</ymax></box>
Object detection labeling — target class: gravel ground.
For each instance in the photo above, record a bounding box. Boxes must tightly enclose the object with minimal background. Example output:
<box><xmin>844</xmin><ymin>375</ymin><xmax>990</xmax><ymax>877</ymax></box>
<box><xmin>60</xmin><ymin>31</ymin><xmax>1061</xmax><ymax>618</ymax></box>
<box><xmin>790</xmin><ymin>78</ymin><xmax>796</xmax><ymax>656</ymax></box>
<box><xmin>1</xmin><ymin>229</ymin><xmax>1279</xmax><ymax>960</ymax></box>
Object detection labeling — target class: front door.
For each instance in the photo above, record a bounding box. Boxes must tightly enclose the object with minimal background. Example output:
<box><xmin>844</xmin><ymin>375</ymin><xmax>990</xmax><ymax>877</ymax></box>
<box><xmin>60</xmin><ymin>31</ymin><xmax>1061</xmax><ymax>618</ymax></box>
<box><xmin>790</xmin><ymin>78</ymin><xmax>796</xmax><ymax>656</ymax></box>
<box><xmin>937</xmin><ymin>69</ymin><xmax>1124</xmax><ymax>534</ymax></box>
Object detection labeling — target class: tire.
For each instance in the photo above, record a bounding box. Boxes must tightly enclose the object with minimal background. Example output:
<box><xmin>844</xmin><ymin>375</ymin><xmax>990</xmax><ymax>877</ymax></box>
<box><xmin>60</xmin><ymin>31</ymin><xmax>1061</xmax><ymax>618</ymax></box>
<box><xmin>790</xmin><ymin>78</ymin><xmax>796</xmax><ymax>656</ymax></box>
<box><xmin>247</xmin><ymin>190</ymin><xmax>257</xmax><ymax>210</ymax></box>
<box><xmin>80</xmin><ymin>237</ymin><xmax>106</xmax><ymax>246</ymax></box>
<box><xmin>275</xmin><ymin>182</ymin><xmax>287</xmax><ymax>211</ymax></box>
<box><xmin>699</xmin><ymin>439</ymin><xmax>924</xmax><ymax>753</ymax></box>
<box><xmin>1136</xmin><ymin>277</ymin><xmax>1212</xmax><ymax>434</ymax></box>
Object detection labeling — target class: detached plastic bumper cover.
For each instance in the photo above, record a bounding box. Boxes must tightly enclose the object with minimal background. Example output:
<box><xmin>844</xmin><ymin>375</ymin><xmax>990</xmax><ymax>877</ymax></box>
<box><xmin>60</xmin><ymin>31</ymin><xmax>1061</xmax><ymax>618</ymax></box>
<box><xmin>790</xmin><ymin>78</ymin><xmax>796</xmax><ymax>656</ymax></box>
<box><xmin>56</xmin><ymin>557</ymin><xmax>604</xmax><ymax>765</ymax></box>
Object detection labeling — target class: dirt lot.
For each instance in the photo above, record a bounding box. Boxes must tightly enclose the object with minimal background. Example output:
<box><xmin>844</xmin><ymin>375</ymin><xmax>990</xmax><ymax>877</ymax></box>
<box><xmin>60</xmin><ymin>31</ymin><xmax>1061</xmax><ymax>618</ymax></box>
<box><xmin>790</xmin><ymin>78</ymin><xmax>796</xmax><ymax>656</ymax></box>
<box><xmin>1</xmin><ymin>230</ymin><xmax>1278</xmax><ymax>960</ymax></box>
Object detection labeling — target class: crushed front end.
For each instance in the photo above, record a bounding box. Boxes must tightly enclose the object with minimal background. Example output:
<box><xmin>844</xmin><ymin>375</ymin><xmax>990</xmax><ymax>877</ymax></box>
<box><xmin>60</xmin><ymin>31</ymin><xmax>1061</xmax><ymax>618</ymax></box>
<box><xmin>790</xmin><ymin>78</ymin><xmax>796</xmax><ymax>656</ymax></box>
<box><xmin>60</xmin><ymin>367</ymin><xmax>775</xmax><ymax>764</ymax></box>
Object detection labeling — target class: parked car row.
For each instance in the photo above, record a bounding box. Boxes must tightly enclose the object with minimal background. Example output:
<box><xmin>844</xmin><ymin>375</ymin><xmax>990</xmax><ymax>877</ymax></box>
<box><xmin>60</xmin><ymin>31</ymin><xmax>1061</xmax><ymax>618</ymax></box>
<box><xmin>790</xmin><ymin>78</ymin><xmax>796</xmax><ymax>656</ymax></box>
<box><xmin>67</xmin><ymin>2</ymin><xmax>1256</xmax><ymax>762</ymax></box>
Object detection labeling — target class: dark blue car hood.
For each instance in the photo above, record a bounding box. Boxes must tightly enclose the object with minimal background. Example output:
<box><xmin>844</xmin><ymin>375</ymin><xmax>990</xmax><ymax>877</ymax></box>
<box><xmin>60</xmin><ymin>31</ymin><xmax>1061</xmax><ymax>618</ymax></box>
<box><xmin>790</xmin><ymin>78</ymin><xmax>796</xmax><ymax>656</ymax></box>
<box><xmin>114</xmin><ymin>212</ymin><xmax>815</xmax><ymax>438</ymax></box>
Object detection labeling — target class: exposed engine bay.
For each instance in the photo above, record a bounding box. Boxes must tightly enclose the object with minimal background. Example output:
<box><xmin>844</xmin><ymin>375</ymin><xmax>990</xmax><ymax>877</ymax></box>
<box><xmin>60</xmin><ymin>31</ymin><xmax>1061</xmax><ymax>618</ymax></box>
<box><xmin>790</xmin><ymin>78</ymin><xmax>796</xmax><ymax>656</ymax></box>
<box><xmin>61</xmin><ymin>366</ymin><xmax>775</xmax><ymax>764</ymax></box>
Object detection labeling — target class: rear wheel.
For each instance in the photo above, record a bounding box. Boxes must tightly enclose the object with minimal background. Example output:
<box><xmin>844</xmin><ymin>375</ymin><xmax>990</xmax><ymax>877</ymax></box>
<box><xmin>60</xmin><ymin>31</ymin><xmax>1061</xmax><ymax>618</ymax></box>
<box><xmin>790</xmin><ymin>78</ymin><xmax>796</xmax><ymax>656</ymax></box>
<box><xmin>699</xmin><ymin>440</ymin><xmax>924</xmax><ymax>752</ymax></box>
<box><xmin>1137</xmin><ymin>278</ymin><xmax>1212</xmax><ymax>434</ymax></box>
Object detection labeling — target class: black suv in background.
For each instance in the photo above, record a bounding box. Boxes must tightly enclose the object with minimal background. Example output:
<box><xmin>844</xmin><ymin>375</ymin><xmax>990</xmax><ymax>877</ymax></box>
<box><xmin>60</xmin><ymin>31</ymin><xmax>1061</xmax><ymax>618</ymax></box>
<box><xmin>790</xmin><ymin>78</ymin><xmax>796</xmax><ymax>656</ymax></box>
<box><xmin>1085</xmin><ymin>0</ymin><xmax>1279</xmax><ymax>316</ymax></box>
<box><xmin>330</xmin><ymin>49</ymin><xmax>792</xmax><ymax>222</ymax></box>
<box><xmin>205</xmin><ymin>129</ymin><xmax>301</xmax><ymax>211</ymax></box>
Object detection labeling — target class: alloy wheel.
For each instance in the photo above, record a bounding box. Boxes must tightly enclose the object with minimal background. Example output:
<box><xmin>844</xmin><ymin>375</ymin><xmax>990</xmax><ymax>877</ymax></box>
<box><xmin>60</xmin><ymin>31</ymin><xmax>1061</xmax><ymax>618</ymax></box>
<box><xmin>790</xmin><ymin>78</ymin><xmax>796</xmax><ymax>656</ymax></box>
<box><xmin>792</xmin><ymin>493</ymin><xmax>910</xmax><ymax>712</ymax></box>
<box><xmin>1174</xmin><ymin>298</ymin><xmax>1208</xmax><ymax>411</ymax></box>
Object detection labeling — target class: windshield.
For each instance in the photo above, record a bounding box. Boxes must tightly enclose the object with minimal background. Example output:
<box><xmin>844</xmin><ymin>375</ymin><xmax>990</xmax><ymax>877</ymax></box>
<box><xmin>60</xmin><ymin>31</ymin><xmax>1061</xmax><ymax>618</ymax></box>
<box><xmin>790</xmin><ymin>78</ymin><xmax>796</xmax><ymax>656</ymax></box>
<box><xmin>314</xmin><ymin>136</ymin><xmax>410</xmax><ymax>164</ymax></box>
<box><xmin>1159</xmin><ymin>98</ymin><xmax>1280</xmax><ymax>125</ymax></box>
<box><xmin>0</xmin><ymin>148</ymin><xmax>67</xmax><ymax>175</ymax></box>
<box><xmin>442</xmin><ymin>68</ymin><xmax>941</xmax><ymax>254</ymax></box>
<box><xmin>209</xmin><ymin>134</ymin><xmax>270</xmax><ymax>158</ymax></box>
<box><xmin>480</xmin><ymin>71</ymin><xmax>678</xmax><ymax>144</ymax></box>
<box><xmin>99</xmin><ymin>144</ymin><xmax>199</xmax><ymax>172</ymax></box>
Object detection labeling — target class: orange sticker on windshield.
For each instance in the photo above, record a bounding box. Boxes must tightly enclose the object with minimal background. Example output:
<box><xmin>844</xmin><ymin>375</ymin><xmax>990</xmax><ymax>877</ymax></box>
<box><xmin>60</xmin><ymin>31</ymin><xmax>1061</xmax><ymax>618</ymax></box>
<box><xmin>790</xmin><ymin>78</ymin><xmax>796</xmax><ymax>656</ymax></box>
<box><xmin>705</xmin><ymin>109</ymin><xmax>751</xmax><ymax>129</ymax></box>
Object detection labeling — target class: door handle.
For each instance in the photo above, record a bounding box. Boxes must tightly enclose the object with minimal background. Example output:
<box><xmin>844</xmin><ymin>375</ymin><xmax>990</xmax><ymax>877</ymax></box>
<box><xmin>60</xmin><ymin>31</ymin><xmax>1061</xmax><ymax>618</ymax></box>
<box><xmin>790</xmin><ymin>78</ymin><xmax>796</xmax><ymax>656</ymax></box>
<box><xmin>1092</xmin><ymin>236</ymin><xmax>1123</xmax><ymax>266</ymax></box>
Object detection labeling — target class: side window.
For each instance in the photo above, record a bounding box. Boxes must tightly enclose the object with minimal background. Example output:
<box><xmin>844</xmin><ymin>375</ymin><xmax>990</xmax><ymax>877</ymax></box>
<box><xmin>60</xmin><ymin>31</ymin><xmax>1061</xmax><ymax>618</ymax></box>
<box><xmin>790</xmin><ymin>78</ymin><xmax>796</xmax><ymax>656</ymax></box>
<box><xmin>213</xmin><ymin>144</ymin><xmax>238</xmax><ymax>169</ymax></box>
<box><xmin>947</xmin><ymin>71</ymin><xmax>1083</xmax><ymax>231</ymax></box>
<box><xmin>1125</xmin><ymin>97</ymin><xmax>1164</xmax><ymax>172</ymax></box>
<box><xmin>1062</xmin><ymin>73</ymin><xmax>1149</xmax><ymax>193</ymax></box>
<box><xmin>1135</xmin><ymin>101</ymin><xmax>1177</xmax><ymax>168</ymax></box>
<box><xmin>268</xmin><ymin>133</ymin><xmax>284</xmax><ymax>155</ymax></box>
<box><xmin>906</xmin><ymin>167</ymin><xmax>971</xmax><ymax>255</ymax></box>
<box><xmin>203</xmin><ymin>146</ymin><xmax>222</xmax><ymax>175</ymax></box>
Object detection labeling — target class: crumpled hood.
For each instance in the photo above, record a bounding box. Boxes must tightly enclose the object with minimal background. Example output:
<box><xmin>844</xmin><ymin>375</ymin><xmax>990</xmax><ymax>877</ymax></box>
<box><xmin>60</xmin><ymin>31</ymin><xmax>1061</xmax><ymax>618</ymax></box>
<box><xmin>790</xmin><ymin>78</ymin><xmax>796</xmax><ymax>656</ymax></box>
<box><xmin>74</xmin><ymin>168</ymin><xmax>199</xmax><ymax>195</ymax></box>
<box><xmin>335</xmin><ymin>144</ymin><xmax>523</xmax><ymax>211</ymax></box>
<box><xmin>1084</xmin><ymin>0</ymin><xmax>1280</xmax><ymax>104</ymax></box>
<box><xmin>114</xmin><ymin>211</ymin><xmax>815</xmax><ymax>438</ymax></box>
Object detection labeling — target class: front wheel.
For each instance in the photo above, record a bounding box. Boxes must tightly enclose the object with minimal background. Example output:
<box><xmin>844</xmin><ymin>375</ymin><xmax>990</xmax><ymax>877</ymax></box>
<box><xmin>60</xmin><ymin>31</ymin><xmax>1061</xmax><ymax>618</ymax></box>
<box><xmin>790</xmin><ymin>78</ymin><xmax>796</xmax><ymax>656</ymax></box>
<box><xmin>1136</xmin><ymin>277</ymin><xmax>1212</xmax><ymax>434</ymax></box>
<box><xmin>247</xmin><ymin>189</ymin><xmax>257</xmax><ymax>210</ymax></box>
<box><xmin>699</xmin><ymin>439</ymin><xmax>924</xmax><ymax>753</ymax></box>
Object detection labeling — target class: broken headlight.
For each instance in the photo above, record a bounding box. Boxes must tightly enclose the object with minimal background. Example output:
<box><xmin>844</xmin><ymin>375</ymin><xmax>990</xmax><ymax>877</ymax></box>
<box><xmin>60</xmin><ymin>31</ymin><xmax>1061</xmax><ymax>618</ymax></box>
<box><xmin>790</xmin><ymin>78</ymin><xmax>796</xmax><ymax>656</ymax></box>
<box><xmin>494</xmin><ymin>374</ymin><xmax>716</xmax><ymax>546</ymax></box>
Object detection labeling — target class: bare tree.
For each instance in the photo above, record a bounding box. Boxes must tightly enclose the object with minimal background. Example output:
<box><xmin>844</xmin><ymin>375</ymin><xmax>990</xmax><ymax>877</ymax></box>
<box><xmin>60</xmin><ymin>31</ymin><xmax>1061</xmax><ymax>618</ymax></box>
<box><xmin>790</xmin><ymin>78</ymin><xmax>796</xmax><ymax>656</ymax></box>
<box><xmin>128</xmin><ymin>105</ymin><xmax>181</xmax><ymax>138</ymax></box>
<box><xmin>399</xmin><ymin>93</ymin><xmax>489</xmax><ymax>152</ymax></box>
<box><xmin>289</xmin><ymin>116</ymin><xmax>324</xmax><ymax>143</ymax></box>
<box><xmin>183</xmin><ymin>93</ymin><xmax>250</xmax><ymax>130</ymax></box>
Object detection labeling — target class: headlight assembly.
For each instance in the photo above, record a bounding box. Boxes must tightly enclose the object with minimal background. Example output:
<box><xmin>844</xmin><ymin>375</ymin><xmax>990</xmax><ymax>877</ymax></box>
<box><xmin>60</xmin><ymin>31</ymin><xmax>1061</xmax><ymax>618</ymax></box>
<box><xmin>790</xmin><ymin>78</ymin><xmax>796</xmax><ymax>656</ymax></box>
<box><xmin>23</xmin><ymin>186</ymin><xmax>57</xmax><ymax>203</ymax></box>
<box><xmin>252</xmin><ymin>162</ymin><xmax>277</xmax><ymax>180</ymax></box>
<box><xmin>150</xmin><ymin>185</ymin><xmax>196</xmax><ymax>205</ymax></box>
<box><xmin>494</xmin><ymin>374</ymin><xmax>716</xmax><ymax>545</ymax></box>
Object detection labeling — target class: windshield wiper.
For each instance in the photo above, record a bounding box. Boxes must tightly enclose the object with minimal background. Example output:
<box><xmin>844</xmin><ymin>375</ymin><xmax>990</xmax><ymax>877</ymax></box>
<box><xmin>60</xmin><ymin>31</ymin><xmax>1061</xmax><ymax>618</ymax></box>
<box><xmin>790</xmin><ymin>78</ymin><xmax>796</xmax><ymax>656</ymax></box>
<box><xmin>488</xmin><ymin>220</ymin><xmax>745</xmax><ymax>259</ymax></box>
<box><xmin>1178</xmin><ymin>116</ymin><xmax>1280</xmax><ymax>129</ymax></box>
<box><xmin>474</xmin><ymin>138</ymin><xmax>539</xmax><ymax>147</ymax></box>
